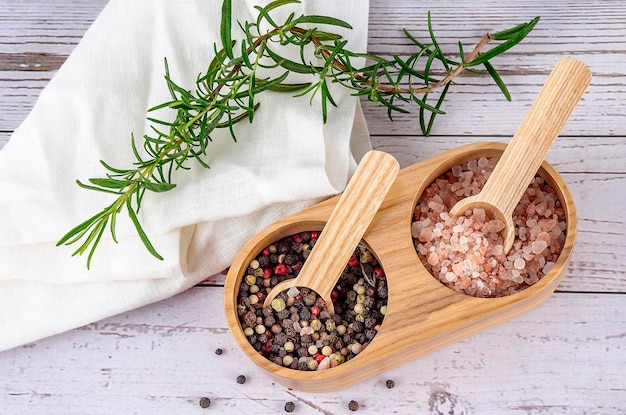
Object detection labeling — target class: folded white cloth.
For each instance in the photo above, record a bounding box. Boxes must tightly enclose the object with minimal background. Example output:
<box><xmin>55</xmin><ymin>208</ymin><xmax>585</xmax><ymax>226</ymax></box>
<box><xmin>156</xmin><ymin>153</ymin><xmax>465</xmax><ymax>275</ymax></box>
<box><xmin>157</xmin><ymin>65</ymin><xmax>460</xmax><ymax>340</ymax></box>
<box><xmin>0</xmin><ymin>0</ymin><xmax>371</xmax><ymax>351</ymax></box>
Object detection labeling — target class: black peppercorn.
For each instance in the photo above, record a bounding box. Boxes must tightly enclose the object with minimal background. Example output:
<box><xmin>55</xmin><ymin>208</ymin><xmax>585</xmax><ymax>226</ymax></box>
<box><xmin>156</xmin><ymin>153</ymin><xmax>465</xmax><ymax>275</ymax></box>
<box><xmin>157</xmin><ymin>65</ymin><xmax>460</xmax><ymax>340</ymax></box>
<box><xmin>258</xmin><ymin>255</ymin><xmax>270</xmax><ymax>268</ymax></box>
<box><xmin>299</xmin><ymin>308</ymin><xmax>311</xmax><ymax>321</ymax></box>
<box><xmin>284</xmin><ymin>401</ymin><xmax>296</xmax><ymax>412</ymax></box>
<box><xmin>386</xmin><ymin>379</ymin><xmax>395</xmax><ymax>389</ymax></box>
<box><xmin>199</xmin><ymin>397</ymin><xmax>211</xmax><ymax>408</ymax></box>
<box><xmin>214</xmin><ymin>348</ymin><xmax>223</xmax><ymax>355</ymax></box>
<box><xmin>348</xmin><ymin>400</ymin><xmax>359</xmax><ymax>411</ymax></box>
<box><xmin>236</xmin><ymin>375</ymin><xmax>247</xmax><ymax>384</ymax></box>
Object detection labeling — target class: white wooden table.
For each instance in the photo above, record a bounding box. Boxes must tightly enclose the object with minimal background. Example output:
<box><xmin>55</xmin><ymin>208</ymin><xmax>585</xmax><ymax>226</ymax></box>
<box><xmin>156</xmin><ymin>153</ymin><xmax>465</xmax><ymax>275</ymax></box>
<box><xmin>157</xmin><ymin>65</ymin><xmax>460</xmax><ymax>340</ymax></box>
<box><xmin>1</xmin><ymin>1</ymin><xmax>625</xmax><ymax>414</ymax></box>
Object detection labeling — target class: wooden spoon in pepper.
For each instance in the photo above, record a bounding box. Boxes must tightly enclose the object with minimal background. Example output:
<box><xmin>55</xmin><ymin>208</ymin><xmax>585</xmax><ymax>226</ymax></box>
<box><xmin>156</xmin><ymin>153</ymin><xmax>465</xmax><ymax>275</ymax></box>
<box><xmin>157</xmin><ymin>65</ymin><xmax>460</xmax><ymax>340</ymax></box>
<box><xmin>263</xmin><ymin>150</ymin><xmax>399</xmax><ymax>315</ymax></box>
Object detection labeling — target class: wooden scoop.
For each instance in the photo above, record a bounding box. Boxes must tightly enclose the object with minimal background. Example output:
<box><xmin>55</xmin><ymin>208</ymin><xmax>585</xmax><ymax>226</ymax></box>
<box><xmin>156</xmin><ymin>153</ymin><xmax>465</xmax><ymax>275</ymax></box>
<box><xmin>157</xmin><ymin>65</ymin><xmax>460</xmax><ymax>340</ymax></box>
<box><xmin>449</xmin><ymin>57</ymin><xmax>591</xmax><ymax>254</ymax></box>
<box><xmin>263</xmin><ymin>150</ymin><xmax>399</xmax><ymax>315</ymax></box>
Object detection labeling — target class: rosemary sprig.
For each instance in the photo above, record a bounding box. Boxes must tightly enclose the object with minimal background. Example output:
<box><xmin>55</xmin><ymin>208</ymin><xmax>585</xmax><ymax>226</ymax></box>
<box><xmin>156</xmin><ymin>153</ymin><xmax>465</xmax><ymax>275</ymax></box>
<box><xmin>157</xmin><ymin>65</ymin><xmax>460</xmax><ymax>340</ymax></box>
<box><xmin>57</xmin><ymin>0</ymin><xmax>539</xmax><ymax>268</ymax></box>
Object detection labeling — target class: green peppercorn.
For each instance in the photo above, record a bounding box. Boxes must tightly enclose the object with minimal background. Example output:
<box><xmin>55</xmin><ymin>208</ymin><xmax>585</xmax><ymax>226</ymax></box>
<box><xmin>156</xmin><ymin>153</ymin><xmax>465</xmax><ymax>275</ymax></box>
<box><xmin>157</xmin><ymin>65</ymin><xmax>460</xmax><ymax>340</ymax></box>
<box><xmin>310</xmin><ymin>319</ymin><xmax>322</xmax><ymax>331</ymax></box>
<box><xmin>271</xmin><ymin>298</ymin><xmax>286</xmax><ymax>312</ymax></box>
<box><xmin>325</xmin><ymin>320</ymin><xmax>336</xmax><ymax>332</ymax></box>
<box><xmin>245</xmin><ymin>274</ymin><xmax>256</xmax><ymax>285</ymax></box>
<box><xmin>359</xmin><ymin>250</ymin><xmax>372</xmax><ymax>263</ymax></box>
<box><xmin>331</xmin><ymin>353</ymin><xmax>345</xmax><ymax>365</ymax></box>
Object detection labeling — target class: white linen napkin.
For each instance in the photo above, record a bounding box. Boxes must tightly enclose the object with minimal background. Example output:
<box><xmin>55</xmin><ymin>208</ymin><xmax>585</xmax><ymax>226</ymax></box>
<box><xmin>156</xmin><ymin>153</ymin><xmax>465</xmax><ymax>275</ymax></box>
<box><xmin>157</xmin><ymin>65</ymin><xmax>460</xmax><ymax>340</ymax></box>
<box><xmin>0</xmin><ymin>0</ymin><xmax>371</xmax><ymax>351</ymax></box>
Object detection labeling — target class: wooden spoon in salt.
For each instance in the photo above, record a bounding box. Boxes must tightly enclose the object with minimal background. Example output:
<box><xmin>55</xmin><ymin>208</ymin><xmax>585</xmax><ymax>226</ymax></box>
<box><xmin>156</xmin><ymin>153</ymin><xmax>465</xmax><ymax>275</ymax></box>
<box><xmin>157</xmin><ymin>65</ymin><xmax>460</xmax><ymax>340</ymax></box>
<box><xmin>449</xmin><ymin>57</ymin><xmax>591</xmax><ymax>254</ymax></box>
<box><xmin>263</xmin><ymin>150</ymin><xmax>399</xmax><ymax>315</ymax></box>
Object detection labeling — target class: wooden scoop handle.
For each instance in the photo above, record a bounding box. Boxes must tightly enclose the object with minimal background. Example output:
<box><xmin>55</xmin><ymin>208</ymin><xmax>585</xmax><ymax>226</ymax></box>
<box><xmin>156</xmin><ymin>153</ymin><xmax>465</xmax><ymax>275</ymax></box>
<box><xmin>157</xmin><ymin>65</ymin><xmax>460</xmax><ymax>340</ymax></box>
<box><xmin>449</xmin><ymin>57</ymin><xmax>591</xmax><ymax>253</ymax></box>
<box><xmin>263</xmin><ymin>150</ymin><xmax>400</xmax><ymax>313</ymax></box>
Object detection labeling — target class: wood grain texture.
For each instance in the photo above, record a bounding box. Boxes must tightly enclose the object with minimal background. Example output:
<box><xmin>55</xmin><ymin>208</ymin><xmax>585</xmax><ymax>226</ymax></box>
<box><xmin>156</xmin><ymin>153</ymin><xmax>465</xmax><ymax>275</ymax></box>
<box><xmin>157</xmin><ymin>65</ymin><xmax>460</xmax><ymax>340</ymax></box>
<box><xmin>0</xmin><ymin>0</ymin><xmax>625</xmax><ymax>412</ymax></box>
<box><xmin>2</xmin><ymin>286</ymin><xmax>625</xmax><ymax>414</ymax></box>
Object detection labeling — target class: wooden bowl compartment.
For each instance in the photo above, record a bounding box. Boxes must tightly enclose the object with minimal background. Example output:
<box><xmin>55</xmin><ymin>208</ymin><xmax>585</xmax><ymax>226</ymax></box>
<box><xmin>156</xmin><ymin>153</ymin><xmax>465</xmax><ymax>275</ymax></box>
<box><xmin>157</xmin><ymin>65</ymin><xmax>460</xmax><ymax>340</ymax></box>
<box><xmin>224</xmin><ymin>142</ymin><xmax>577</xmax><ymax>392</ymax></box>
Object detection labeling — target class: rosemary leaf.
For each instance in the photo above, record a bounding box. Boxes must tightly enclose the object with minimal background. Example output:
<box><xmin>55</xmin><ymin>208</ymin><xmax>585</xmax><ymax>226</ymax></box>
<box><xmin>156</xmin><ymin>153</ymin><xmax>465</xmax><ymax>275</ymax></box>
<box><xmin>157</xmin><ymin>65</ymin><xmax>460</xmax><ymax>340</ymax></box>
<box><xmin>142</xmin><ymin>181</ymin><xmax>177</xmax><ymax>193</ymax></box>
<box><xmin>267</xmin><ymin>81</ymin><xmax>312</xmax><ymax>93</ymax></box>
<box><xmin>220</xmin><ymin>0</ymin><xmax>233</xmax><ymax>59</ymax></box>
<box><xmin>263</xmin><ymin>0</ymin><xmax>301</xmax><ymax>13</ymax></box>
<box><xmin>295</xmin><ymin>15</ymin><xmax>353</xmax><ymax>29</ymax></box>
<box><xmin>491</xmin><ymin>16</ymin><xmax>540</xmax><ymax>41</ymax></box>
<box><xmin>483</xmin><ymin>60</ymin><xmax>511</xmax><ymax>101</ymax></box>
<box><xmin>57</xmin><ymin>208</ymin><xmax>109</xmax><ymax>247</ymax></box>
<box><xmin>126</xmin><ymin>198</ymin><xmax>164</xmax><ymax>261</ymax></box>
<box><xmin>423</xmin><ymin>82</ymin><xmax>451</xmax><ymax>136</ymax></box>
<box><xmin>427</xmin><ymin>12</ymin><xmax>449</xmax><ymax>72</ymax></box>
<box><xmin>76</xmin><ymin>180</ymin><xmax>124</xmax><ymax>195</ymax></box>
<box><xmin>88</xmin><ymin>178</ymin><xmax>132</xmax><ymax>189</ymax></box>
<box><xmin>265</xmin><ymin>46</ymin><xmax>319</xmax><ymax>74</ymax></box>
<box><xmin>468</xmin><ymin>17</ymin><xmax>540</xmax><ymax>67</ymax></box>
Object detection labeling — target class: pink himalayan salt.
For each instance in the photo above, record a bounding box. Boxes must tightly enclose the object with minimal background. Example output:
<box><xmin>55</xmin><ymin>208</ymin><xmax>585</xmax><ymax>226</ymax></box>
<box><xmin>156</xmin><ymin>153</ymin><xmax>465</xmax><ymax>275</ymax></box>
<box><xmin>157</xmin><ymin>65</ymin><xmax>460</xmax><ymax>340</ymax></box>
<box><xmin>413</xmin><ymin>157</ymin><xmax>566</xmax><ymax>298</ymax></box>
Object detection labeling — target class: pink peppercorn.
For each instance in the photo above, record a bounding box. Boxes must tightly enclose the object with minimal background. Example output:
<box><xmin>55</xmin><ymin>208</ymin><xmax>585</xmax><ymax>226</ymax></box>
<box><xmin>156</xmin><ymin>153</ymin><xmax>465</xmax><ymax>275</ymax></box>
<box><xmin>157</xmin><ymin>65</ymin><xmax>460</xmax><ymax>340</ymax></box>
<box><xmin>310</xmin><ymin>231</ymin><xmax>319</xmax><ymax>239</ymax></box>
<box><xmin>292</xmin><ymin>234</ymin><xmax>303</xmax><ymax>243</ymax></box>
<box><xmin>348</xmin><ymin>257</ymin><xmax>359</xmax><ymax>267</ymax></box>
<box><xmin>374</xmin><ymin>267</ymin><xmax>384</xmax><ymax>279</ymax></box>
<box><xmin>310</xmin><ymin>306</ymin><xmax>320</xmax><ymax>317</ymax></box>
<box><xmin>274</xmin><ymin>263</ymin><xmax>290</xmax><ymax>275</ymax></box>
<box><xmin>263</xmin><ymin>267</ymin><xmax>272</xmax><ymax>279</ymax></box>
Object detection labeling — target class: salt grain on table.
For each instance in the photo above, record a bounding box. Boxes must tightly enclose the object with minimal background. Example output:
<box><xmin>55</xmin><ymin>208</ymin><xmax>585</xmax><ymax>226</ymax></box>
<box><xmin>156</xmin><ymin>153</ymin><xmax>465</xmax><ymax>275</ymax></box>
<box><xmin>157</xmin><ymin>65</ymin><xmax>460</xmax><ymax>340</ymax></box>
<box><xmin>413</xmin><ymin>157</ymin><xmax>566</xmax><ymax>297</ymax></box>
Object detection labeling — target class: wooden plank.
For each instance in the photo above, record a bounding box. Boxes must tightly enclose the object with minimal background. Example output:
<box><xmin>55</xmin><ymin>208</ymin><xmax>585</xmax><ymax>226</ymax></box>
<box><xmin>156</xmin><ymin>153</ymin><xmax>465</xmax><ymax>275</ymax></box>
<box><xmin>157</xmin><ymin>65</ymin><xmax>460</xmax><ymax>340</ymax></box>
<box><xmin>0</xmin><ymin>286</ymin><xmax>624</xmax><ymax>414</ymax></box>
<box><xmin>1</xmin><ymin>0</ymin><xmax>625</xmax><ymax>136</ymax></box>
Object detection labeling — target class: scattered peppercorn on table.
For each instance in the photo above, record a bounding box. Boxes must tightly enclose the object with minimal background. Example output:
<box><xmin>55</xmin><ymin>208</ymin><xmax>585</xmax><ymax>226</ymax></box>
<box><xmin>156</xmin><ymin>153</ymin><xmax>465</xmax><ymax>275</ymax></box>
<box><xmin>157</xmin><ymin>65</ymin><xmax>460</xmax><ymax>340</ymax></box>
<box><xmin>1</xmin><ymin>1</ymin><xmax>625</xmax><ymax>414</ymax></box>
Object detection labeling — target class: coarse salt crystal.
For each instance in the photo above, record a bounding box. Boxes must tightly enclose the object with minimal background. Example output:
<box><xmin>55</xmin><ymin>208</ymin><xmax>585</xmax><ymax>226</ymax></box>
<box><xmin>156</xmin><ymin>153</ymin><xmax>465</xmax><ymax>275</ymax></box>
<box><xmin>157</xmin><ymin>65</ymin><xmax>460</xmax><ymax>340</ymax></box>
<box><xmin>300</xmin><ymin>326</ymin><xmax>314</xmax><ymax>336</ymax></box>
<box><xmin>287</xmin><ymin>287</ymin><xmax>301</xmax><ymax>298</ymax></box>
<box><xmin>531</xmin><ymin>240</ymin><xmax>548</xmax><ymax>254</ymax></box>
<box><xmin>317</xmin><ymin>357</ymin><xmax>331</xmax><ymax>371</ymax></box>
<box><xmin>543</xmin><ymin>261</ymin><xmax>555</xmax><ymax>274</ymax></box>
<box><xmin>513</xmin><ymin>258</ymin><xmax>526</xmax><ymax>270</ymax></box>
